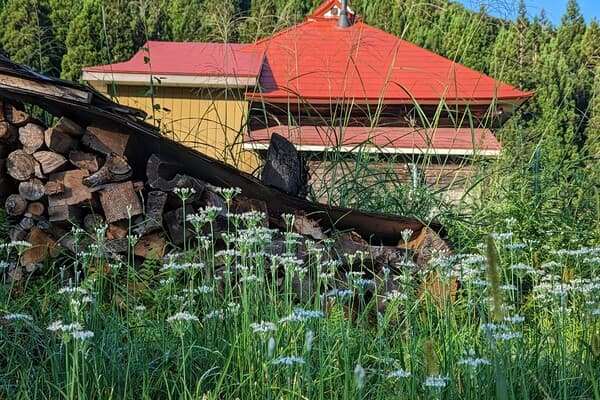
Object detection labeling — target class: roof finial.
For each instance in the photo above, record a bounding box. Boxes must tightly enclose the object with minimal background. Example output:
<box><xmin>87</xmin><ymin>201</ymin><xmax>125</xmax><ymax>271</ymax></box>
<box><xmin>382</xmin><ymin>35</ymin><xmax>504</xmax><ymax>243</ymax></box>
<box><xmin>337</xmin><ymin>0</ymin><xmax>350</xmax><ymax>28</ymax></box>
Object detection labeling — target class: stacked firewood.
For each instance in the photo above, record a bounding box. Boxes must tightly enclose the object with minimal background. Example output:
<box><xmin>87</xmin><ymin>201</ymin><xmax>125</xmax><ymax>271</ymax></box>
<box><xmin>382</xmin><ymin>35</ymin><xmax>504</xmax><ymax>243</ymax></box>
<box><xmin>0</xmin><ymin>100</ymin><xmax>277</xmax><ymax>266</ymax></box>
<box><xmin>1</xmin><ymin>99</ymin><xmax>454</xmax><ymax>307</ymax></box>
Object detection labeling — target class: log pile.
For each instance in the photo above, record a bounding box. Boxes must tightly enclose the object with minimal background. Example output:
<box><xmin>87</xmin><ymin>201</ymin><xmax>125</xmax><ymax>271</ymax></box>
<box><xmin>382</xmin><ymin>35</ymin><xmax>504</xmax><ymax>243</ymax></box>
<box><xmin>0</xmin><ymin>71</ymin><xmax>454</xmax><ymax>307</ymax></box>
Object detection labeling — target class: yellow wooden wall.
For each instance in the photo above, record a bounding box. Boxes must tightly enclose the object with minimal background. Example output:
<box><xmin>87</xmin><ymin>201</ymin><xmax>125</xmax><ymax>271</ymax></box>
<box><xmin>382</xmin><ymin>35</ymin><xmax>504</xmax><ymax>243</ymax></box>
<box><xmin>91</xmin><ymin>83</ymin><xmax>260</xmax><ymax>173</ymax></box>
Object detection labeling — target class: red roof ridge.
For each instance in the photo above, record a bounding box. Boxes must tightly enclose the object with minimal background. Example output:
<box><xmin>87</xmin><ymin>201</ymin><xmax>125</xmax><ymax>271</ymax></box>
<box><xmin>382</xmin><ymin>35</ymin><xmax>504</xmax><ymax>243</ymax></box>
<box><xmin>244</xmin><ymin>19</ymin><xmax>314</xmax><ymax>48</ymax></box>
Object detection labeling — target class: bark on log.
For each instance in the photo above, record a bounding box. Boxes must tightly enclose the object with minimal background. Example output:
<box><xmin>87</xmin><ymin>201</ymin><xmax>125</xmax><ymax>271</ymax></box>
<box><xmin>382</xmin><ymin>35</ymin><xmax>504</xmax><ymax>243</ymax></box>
<box><xmin>146</xmin><ymin>154</ymin><xmax>206</xmax><ymax>204</ymax></box>
<box><xmin>18</xmin><ymin>123</ymin><xmax>45</xmax><ymax>154</ymax></box>
<box><xmin>0</xmin><ymin>121</ymin><xmax>17</xmax><ymax>143</ymax></box>
<box><xmin>135</xmin><ymin>190</ymin><xmax>168</xmax><ymax>235</ymax></box>
<box><xmin>68</xmin><ymin>150</ymin><xmax>99</xmax><ymax>172</ymax></box>
<box><xmin>33</xmin><ymin>151</ymin><xmax>67</xmax><ymax>174</ymax></box>
<box><xmin>82</xmin><ymin>153</ymin><xmax>132</xmax><ymax>187</ymax></box>
<box><xmin>261</xmin><ymin>133</ymin><xmax>308</xmax><ymax>197</ymax></box>
<box><xmin>5</xmin><ymin>193</ymin><xmax>27</xmax><ymax>216</ymax></box>
<box><xmin>19</xmin><ymin>213</ymin><xmax>35</xmax><ymax>230</ymax></box>
<box><xmin>98</xmin><ymin>181</ymin><xmax>142</xmax><ymax>223</ymax></box>
<box><xmin>6</xmin><ymin>149</ymin><xmax>37</xmax><ymax>181</ymax></box>
<box><xmin>44</xmin><ymin>127</ymin><xmax>74</xmax><ymax>154</ymax></box>
<box><xmin>18</xmin><ymin>178</ymin><xmax>45</xmax><ymax>201</ymax></box>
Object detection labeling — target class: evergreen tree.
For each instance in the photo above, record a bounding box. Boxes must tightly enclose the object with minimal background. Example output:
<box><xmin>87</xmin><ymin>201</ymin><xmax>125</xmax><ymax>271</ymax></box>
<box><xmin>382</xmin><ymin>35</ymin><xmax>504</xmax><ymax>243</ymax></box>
<box><xmin>200</xmin><ymin>0</ymin><xmax>242</xmax><ymax>42</ymax></box>
<box><xmin>238</xmin><ymin>0</ymin><xmax>278</xmax><ymax>42</ymax></box>
<box><xmin>169</xmin><ymin>0</ymin><xmax>206</xmax><ymax>41</ymax></box>
<box><xmin>61</xmin><ymin>0</ymin><xmax>144</xmax><ymax>81</ymax></box>
<box><xmin>0</xmin><ymin>0</ymin><xmax>60</xmax><ymax>75</ymax></box>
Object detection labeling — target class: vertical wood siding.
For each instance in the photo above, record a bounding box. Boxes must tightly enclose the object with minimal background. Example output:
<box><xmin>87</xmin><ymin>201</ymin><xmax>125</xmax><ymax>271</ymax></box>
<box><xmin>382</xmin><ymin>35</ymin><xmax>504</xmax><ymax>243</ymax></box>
<box><xmin>91</xmin><ymin>83</ymin><xmax>260</xmax><ymax>173</ymax></box>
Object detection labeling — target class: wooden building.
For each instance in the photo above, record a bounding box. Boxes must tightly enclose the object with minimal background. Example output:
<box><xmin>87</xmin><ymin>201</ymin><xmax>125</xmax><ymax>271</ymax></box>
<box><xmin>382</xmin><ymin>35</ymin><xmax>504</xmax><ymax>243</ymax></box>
<box><xmin>82</xmin><ymin>42</ymin><xmax>264</xmax><ymax>172</ymax></box>
<box><xmin>83</xmin><ymin>0</ymin><xmax>533</xmax><ymax>200</ymax></box>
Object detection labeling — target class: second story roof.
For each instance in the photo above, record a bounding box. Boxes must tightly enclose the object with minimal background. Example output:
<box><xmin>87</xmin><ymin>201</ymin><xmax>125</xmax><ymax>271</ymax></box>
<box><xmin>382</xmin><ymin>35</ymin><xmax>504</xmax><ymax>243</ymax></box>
<box><xmin>83</xmin><ymin>41</ymin><xmax>264</xmax><ymax>88</ymax></box>
<box><xmin>244</xmin><ymin>0</ymin><xmax>533</xmax><ymax>106</ymax></box>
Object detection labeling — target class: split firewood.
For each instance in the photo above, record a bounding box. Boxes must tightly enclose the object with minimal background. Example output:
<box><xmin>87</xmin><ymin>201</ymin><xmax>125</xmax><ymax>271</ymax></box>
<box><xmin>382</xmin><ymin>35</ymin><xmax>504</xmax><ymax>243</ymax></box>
<box><xmin>33</xmin><ymin>151</ymin><xmax>67</xmax><ymax>174</ymax></box>
<box><xmin>83</xmin><ymin>214</ymin><xmax>104</xmax><ymax>232</ymax></box>
<box><xmin>26</xmin><ymin>202</ymin><xmax>46</xmax><ymax>218</ymax></box>
<box><xmin>18</xmin><ymin>123</ymin><xmax>45</xmax><ymax>154</ymax></box>
<box><xmin>68</xmin><ymin>150</ymin><xmax>99</xmax><ymax>172</ymax></box>
<box><xmin>98</xmin><ymin>181</ymin><xmax>142</xmax><ymax>223</ymax></box>
<box><xmin>82</xmin><ymin>153</ymin><xmax>132</xmax><ymax>187</ymax></box>
<box><xmin>0</xmin><ymin>100</ymin><xmax>4</xmax><ymax>121</ymax></box>
<box><xmin>33</xmin><ymin>161</ymin><xmax>45</xmax><ymax>180</ymax></box>
<box><xmin>0</xmin><ymin>121</ymin><xmax>17</xmax><ymax>143</ymax></box>
<box><xmin>135</xmin><ymin>190</ymin><xmax>168</xmax><ymax>235</ymax></box>
<box><xmin>10</xmin><ymin>226</ymin><xmax>28</xmax><ymax>242</ymax></box>
<box><xmin>47</xmin><ymin>169</ymin><xmax>92</xmax><ymax>206</ymax></box>
<box><xmin>105</xmin><ymin>239</ymin><xmax>130</xmax><ymax>255</ymax></box>
<box><xmin>106</xmin><ymin>221</ymin><xmax>128</xmax><ymax>240</ymax></box>
<box><xmin>3</xmin><ymin>103</ymin><xmax>30</xmax><ymax>126</ymax></box>
<box><xmin>0</xmin><ymin>159</ymin><xmax>16</xmax><ymax>202</ymax></box>
<box><xmin>18</xmin><ymin>178</ymin><xmax>45</xmax><ymax>201</ymax></box>
<box><xmin>20</xmin><ymin>227</ymin><xmax>59</xmax><ymax>267</ymax></box>
<box><xmin>134</xmin><ymin>233</ymin><xmax>166</xmax><ymax>260</ymax></box>
<box><xmin>293</xmin><ymin>213</ymin><xmax>326</xmax><ymax>240</ymax></box>
<box><xmin>5</xmin><ymin>193</ymin><xmax>27</xmax><ymax>216</ymax></box>
<box><xmin>6</xmin><ymin>149</ymin><xmax>37</xmax><ymax>181</ymax></box>
<box><xmin>146</xmin><ymin>154</ymin><xmax>206</xmax><ymax>206</ymax></box>
<box><xmin>44</xmin><ymin>180</ymin><xmax>65</xmax><ymax>196</ymax></box>
<box><xmin>47</xmin><ymin>169</ymin><xmax>93</xmax><ymax>222</ymax></box>
<box><xmin>163</xmin><ymin>206</ymin><xmax>195</xmax><ymax>245</ymax></box>
<box><xmin>19</xmin><ymin>213</ymin><xmax>35</xmax><ymax>230</ymax></box>
<box><xmin>48</xmin><ymin>204</ymin><xmax>83</xmax><ymax>223</ymax></box>
<box><xmin>44</xmin><ymin>127</ymin><xmax>74</xmax><ymax>154</ymax></box>
<box><xmin>36</xmin><ymin>218</ymin><xmax>50</xmax><ymax>231</ymax></box>
<box><xmin>53</xmin><ymin>116</ymin><xmax>84</xmax><ymax>137</ymax></box>
<box><xmin>82</xmin><ymin>123</ymin><xmax>129</xmax><ymax>155</ymax></box>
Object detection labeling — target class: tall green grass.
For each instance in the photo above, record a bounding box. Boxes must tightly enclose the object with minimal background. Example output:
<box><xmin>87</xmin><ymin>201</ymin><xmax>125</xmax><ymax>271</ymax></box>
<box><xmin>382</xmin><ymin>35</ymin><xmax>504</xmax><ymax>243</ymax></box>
<box><xmin>1</xmin><ymin>200</ymin><xmax>598</xmax><ymax>399</ymax></box>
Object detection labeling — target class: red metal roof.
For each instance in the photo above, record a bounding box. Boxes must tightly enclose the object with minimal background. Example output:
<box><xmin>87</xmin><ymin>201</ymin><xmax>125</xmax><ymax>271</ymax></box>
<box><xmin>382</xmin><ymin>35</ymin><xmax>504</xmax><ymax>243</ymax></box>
<box><xmin>245</xmin><ymin>12</ymin><xmax>533</xmax><ymax>105</ymax></box>
<box><xmin>83</xmin><ymin>41</ymin><xmax>264</xmax><ymax>78</ymax></box>
<box><xmin>244</xmin><ymin>126</ymin><xmax>501</xmax><ymax>154</ymax></box>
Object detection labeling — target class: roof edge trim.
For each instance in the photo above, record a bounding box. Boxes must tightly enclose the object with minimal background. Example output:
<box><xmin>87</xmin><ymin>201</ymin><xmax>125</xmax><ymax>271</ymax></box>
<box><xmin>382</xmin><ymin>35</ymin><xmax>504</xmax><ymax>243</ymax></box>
<box><xmin>82</xmin><ymin>71</ymin><xmax>257</xmax><ymax>88</ymax></box>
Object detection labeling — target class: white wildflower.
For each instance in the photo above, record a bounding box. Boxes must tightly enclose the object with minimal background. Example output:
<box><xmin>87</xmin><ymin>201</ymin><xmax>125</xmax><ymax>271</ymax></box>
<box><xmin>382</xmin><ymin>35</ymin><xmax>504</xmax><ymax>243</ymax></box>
<box><xmin>250</xmin><ymin>321</ymin><xmax>277</xmax><ymax>334</ymax></box>
<box><xmin>387</xmin><ymin>369</ymin><xmax>411</xmax><ymax>379</ymax></box>
<box><xmin>272</xmin><ymin>356</ymin><xmax>305</xmax><ymax>366</ymax></box>
<box><xmin>70</xmin><ymin>330</ymin><xmax>94</xmax><ymax>340</ymax></box>
<box><xmin>2</xmin><ymin>313</ymin><xmax>33</xmax><ymax>322</ymax></box>
<box><xmin>424</xmin><ymin>375</ymin><xmax>449</xmax><ymax>388</ymax></box>
<box><xmin>166</xmin><ymin>311</ymin><xmax>199</xmax><ymax>323</ymax></box>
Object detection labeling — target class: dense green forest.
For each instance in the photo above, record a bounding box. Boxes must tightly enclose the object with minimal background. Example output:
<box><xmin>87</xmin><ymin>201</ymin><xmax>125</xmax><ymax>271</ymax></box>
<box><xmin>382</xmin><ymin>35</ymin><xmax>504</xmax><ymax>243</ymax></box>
<box><xmin>0</xmin><ymin>0</ymin><xmax>598</xmax><ymax>238</ymax></box>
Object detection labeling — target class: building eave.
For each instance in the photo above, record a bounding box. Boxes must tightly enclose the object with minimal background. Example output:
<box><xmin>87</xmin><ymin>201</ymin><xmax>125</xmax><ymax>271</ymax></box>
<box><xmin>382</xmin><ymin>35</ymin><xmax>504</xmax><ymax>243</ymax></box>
<box><xmin>82</xmin><ymin>71</ymin><xmax>257</xmax><ymax>88</ymax></box>
<box><xmin>242</xmin><ymin>142</ymin><xmax>500</xmax><ymax>157</ymax></box>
